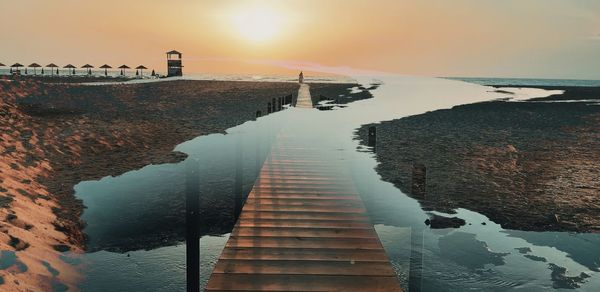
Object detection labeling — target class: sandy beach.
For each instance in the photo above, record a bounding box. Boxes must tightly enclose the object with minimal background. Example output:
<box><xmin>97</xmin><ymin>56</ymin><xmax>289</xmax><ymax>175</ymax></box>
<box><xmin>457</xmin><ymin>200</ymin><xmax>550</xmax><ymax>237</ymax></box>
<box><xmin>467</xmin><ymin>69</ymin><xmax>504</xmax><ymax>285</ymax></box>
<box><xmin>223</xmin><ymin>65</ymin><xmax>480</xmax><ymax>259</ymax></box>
<box><xmin>0</xmin><ymin>76</ymin><xmax>361</xmax><ymax>290</ymax></box>
<box><xmin>357</xmin><ymin>85</ymin><xmax>600</xmax><ymax>233</ymax></box>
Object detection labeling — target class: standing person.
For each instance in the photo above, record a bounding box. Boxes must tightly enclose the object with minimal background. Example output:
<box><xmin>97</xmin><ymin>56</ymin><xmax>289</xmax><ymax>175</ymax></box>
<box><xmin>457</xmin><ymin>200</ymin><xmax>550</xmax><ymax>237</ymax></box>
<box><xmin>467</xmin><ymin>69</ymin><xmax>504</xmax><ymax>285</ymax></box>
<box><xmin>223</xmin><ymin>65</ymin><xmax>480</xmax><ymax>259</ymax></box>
<box><xmin>299</xmin><ymin>71</ymin><xmax>304</xmax><ymax>83</ymax></box>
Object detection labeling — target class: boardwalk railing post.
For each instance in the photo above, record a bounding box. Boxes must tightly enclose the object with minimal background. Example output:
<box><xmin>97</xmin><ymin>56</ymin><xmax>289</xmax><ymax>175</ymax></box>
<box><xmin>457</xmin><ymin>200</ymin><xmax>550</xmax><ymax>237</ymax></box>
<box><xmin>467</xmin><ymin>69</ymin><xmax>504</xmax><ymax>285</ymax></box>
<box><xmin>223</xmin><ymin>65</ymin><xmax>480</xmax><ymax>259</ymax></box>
<box><xmin>278</xmin><ymin>96</ymin><xmax>283</xmax><ymax>110</ymax></box>
<box><xmin>267</xmin><ymin>102</ymin><xmax>272</xmax><ymax>114</ymax></box>
<box><xmin>272</xmin><ymin>98</ymin><xmax>277</xmax><ymax>112</ymax></box>
<box><xmin>185</xmin><ymin>158</ymin><xmax>200</xmax><ymax>292</ymax></box>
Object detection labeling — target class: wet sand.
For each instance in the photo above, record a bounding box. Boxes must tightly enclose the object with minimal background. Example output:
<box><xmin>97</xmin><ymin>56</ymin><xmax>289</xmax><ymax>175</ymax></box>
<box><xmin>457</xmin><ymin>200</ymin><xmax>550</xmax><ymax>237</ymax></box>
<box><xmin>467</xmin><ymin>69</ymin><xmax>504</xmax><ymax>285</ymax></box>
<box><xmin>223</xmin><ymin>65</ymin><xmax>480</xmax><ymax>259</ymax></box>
<box><xmin>0</xmin><ymin>76</ymin><xmax>360</xmax><ymax>290</ymax></box>
<box><xmin>357</xmin><ymin>85</ymin><xmax>600</xmax><ymax>233</ymax></box>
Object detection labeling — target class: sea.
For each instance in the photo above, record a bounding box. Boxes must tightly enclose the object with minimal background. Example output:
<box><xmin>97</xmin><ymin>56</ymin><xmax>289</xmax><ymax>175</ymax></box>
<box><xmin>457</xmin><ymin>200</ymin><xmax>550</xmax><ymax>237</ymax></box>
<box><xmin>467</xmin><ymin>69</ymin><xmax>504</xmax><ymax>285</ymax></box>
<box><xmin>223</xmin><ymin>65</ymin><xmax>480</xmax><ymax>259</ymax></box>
<box><xmin>446</xmin><ymin>77</ymin><xmax>600</xmax><ymax>87</ymax></box>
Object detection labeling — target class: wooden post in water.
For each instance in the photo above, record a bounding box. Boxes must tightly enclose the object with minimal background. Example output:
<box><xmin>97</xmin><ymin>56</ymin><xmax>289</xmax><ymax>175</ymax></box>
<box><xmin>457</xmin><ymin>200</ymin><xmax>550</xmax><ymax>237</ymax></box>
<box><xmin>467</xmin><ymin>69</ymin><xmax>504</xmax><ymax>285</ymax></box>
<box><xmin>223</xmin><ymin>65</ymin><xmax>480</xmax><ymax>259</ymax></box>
<box><xmin>411</xmin><ymin>163</ymin><xmax>426</xmax><ymax>199</ymax></box>
<box><xmin>409</xmin><ymin>162</ymin><xmax>426</xmax><ymax>292</ymax></box>
<box><xmin>234</xmin><ymin>136</ymin><xmax>244</xmax><ymax>220</ymax></box>
<box><xmin>185</xmin><ymin>159</ymin><xmax>200</xmax><ymax>292</ymax></box>
<box><xmin>368</xmin><ymin>126</ymin><xmax>377</xmax><ymax>148</ymax></box>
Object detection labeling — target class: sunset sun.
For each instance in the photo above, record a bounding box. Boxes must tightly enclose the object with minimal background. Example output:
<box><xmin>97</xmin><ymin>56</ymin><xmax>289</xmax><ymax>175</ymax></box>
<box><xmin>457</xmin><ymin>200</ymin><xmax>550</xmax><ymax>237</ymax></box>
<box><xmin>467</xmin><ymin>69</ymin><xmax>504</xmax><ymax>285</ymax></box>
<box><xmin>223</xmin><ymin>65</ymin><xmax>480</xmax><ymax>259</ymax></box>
<box><xmin>232</xmin><ymin>7</ymin><xmax>282</xmax><ymax>43</ymax></box>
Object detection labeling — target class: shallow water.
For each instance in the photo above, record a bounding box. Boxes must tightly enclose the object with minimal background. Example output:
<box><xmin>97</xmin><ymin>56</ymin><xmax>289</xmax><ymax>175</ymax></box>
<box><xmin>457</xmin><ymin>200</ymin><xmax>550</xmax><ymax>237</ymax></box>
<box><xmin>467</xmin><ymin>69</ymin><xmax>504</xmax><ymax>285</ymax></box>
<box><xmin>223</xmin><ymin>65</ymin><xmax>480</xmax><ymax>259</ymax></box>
<box><xmin>446</xmin><ymin>77</ymin><xmax>600</xmax><ymax>87</ymax></box>
<box><xmin>73</xmin><ymin>75</ymin><xmax>599</xmax><ymax>291</ymax></box>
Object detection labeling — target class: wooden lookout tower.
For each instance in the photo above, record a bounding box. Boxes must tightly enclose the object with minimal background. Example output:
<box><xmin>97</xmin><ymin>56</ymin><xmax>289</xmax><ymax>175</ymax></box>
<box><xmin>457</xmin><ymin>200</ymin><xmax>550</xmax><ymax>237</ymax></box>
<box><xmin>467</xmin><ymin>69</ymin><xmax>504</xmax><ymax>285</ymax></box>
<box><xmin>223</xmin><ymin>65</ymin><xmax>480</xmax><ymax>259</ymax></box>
<box><xmin>166</xmin><ymin>50</ymin><xmax>183</xmax><ymax>77</ymax></box>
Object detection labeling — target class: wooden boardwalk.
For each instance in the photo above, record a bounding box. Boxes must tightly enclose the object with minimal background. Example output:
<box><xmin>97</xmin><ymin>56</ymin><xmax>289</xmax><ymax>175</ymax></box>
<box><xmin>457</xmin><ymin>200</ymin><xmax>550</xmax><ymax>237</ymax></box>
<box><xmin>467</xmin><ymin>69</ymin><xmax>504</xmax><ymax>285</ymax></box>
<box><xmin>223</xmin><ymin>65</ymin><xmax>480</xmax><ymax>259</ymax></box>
<box><xmin>205</xmin><ymin>142</ymin><xmax>403</xmax><ymax>291</ymax></box>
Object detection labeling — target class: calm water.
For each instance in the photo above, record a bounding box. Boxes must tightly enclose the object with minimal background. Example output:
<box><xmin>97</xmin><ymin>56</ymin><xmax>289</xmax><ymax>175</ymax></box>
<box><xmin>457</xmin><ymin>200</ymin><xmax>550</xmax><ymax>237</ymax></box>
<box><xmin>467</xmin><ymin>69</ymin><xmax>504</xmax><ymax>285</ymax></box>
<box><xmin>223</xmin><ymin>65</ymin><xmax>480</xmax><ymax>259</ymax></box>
<box><xmin>447</xmin><ymin>77</ymin><xmax>600</xmax><ymax>87</ymax></box>
<box><xmin>72</xmin><ymin>76</ymin><xmax>599</xmax><ymax>291</ymax></box>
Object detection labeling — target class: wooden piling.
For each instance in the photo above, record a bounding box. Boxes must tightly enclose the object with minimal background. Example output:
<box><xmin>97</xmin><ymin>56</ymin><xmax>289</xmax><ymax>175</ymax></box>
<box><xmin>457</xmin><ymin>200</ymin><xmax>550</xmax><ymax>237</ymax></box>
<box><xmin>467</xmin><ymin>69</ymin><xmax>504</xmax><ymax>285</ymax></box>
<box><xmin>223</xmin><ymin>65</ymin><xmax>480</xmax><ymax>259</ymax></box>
<box><xmin>368</xmin><ymin>126</ymin><xmax>377</xmax><ymax>147</ymax></box>
<box><xmin>185</xmin><ymin>159</ymin><xmax>200</xmax><ymax>292</ymax></box>
<box><xmin>411</xmin><ymin>163</ymin><xmax>426</xmax><ymax>199</ymax></box>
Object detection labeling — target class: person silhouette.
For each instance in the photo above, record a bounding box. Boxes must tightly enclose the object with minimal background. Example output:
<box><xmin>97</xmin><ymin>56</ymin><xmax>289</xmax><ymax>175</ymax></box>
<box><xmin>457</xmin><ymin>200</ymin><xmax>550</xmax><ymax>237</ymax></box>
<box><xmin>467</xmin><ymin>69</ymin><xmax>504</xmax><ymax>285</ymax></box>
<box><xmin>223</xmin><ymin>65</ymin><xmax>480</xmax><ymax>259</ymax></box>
<box><xmin>299</xmin><ymin>71</ymin><xmax>304</xmax><ymax>84</ymax></box>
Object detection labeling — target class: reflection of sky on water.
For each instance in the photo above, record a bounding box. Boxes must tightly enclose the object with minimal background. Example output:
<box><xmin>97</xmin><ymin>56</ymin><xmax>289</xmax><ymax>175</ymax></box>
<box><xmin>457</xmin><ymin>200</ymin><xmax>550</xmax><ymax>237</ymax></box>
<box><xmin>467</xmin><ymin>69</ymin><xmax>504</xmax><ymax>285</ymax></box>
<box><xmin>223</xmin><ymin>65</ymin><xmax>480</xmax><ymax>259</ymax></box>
<box><xmin>73</xmin><ymin>75</ymin><xmax>598</xmax><ymax>291</ymax></box>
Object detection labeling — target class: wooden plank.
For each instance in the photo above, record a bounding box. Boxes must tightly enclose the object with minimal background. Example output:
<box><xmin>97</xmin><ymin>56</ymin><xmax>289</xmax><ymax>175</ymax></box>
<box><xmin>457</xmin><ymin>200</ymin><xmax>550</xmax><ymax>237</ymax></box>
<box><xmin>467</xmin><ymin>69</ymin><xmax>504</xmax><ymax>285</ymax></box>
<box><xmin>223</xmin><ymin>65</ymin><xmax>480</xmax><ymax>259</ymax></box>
<box><xmin>251</xmin><ymin>185</ymin><xmax>357</xmax><ymax>192</ymax></box>
<box><xmin>250</xmin><ymin>190</ymin><xmax>359</xmax><ymax>195</ymax></box>
<box><xmin>260</xmin><ymin>169</ymin><xmax>343</xmax><ymax>175</ymax></box>
<box><xmin>248</xmin><ymin>194</ymin><xmax>361</xmax><ymax>200</ymax></box>
<box><xmin>225</xmin><ymin>236</ymin><xmax>383</xmax><ymax>250</ymax></box>
<box><xmin>240</xmin><ymin>204</ymin><xmax>365</xmax><ymax>213</ymax></box>
<box><xmin>206</xmin><ymin>274</ymin><xmax>402</xmax><ymax>291</ymax></box>
<box><xmin>253</xmin><ymin>181</ymin><xmax>353</xmax><ymax>187</ymax></box>
<box><xmin>219</xmin><ymin>247</ymin><xmax>390</xmax><ymax>262</ymax></box>
<box><xmin>212</xmin><ymin>259</ymin><xmax>396</xmax><ymax>276</ymax></box>
<box><xmin>238</xmin><ymin>211</ymin><xmax>370</xmax><ymax>221</ymax></box>
<box><xmin>232</xmin><ymin>227</ymin><xmax>377</xmax><ymax>239</ymax></box>
<box><xmin>236</xmin><ymin>219</ymin><xmax>372</xmax><ymax>229</ymax></box>
<box><xmin>245</xmin><ymin>198</ymin><xmax>363</xmax><ymax>207</ymax></box>
<box><xmin>257</xmin><ymin>175</ymin><xmax>350</xmax><ymax>181</ymax></box>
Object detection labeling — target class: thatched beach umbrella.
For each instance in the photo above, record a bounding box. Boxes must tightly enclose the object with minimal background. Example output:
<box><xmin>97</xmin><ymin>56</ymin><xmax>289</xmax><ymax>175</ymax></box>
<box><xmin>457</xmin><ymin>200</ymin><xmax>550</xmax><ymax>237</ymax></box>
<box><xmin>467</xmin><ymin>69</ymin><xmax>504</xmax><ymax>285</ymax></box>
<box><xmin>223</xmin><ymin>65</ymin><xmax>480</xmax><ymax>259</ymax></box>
<box><xmin>118</xmin><ymin>65</ymin><xmax>130</xmax><ymax>76</ymax></box>
<box><xmin>99</xmin><ymin>64</ymin><xmax>112</xmax><ymax>76</ymax></box>
<box><xmin>46</xmin><ymin>63</ymin><xmax>59</xmax><ymax>76</ymax></box>
<box><xmin>10</xmin><ymin>63</ymin><xmax>23</xmax><ymax>74</ymax></box>
<box><xmin>64</xmin><ymin>64</ymin><xmax>76</xmax><ymax>75</ymax></box>
<box><xmin>81</xmin><ymin>64</ymin><xmax>94</xmax><ymax>75</ymax></box>
<box><xmin>135</xmin><ymin>65</ymin><xmax>147</xmax><ymax>77</ymax></box>
<box><xmin>28</xmin><ymin>63</ymin><xmax>41</xmax><ymax>75</ymax></box>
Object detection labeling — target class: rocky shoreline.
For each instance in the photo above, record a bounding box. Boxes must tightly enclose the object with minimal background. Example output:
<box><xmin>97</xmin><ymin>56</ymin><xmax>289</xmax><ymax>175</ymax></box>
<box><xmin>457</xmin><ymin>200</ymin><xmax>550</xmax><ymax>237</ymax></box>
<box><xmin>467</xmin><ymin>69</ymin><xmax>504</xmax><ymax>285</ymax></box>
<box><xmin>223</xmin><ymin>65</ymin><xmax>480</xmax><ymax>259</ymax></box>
<box><xmin>357</xmin><ymin>85</ymin><xmax>600</xmax><ymax>233</ymax></box>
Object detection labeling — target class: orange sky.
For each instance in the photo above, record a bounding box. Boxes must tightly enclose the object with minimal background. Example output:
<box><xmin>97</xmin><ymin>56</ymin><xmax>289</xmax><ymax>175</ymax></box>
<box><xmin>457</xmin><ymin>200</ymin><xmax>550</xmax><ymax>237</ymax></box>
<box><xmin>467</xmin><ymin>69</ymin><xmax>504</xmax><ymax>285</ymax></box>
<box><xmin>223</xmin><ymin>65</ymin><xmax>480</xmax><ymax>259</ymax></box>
<box><xmin>2</xmin><ymin>0</ymin><xmax>600</xmax><ymax>79</ymax></box>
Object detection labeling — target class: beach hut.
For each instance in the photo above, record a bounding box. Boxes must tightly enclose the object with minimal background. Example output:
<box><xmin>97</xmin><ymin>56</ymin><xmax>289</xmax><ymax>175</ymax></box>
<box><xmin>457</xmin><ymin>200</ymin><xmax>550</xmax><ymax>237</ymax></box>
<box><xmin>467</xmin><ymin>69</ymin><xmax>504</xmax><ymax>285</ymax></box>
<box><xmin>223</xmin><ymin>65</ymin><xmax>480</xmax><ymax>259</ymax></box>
<box><xmin>118</xmin><ymin>65</ymin><xmax>130</xmax><ymax>76</ymax></box>
<box><xmin>81</xmin><ymin>64</ymin><xmax>94</xmax><ymax>75</ymax></box>
<box><xmin>64</xmin><ymin>64</ymin><xmax>76</xmax><ymax>75</ymax></box>
<box><xmin>10</xmin><ymin>63</ymin><xmax>23</xmax><ymax>74</ymax></box>
<box><xmin>28</xmin><ymin>63</ymin><xmax>41</xmax><ymax>75</ymax></box>
<box><xmin>46</xmin><ymin>63</ymin><xmax>59</xmax><ymax>76</ymax></box>
<box><xmin>135</xmin><ymin>65</ymin><xmax>147</xmax><ymax>77</ymax></box>
<box><xmin>99</xmin><ymin>64</ymin><xmax>112</xmax><ymax>76</ymax></box>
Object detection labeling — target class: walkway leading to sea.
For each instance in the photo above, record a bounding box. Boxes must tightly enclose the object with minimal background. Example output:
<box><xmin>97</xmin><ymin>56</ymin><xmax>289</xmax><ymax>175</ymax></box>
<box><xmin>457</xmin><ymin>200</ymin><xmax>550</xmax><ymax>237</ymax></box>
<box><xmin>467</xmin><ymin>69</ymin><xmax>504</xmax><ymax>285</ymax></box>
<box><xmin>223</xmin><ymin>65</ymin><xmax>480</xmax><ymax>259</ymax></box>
<box><xmin>295</xmin><ymin>83</ymin><xmax>313</xmax><ymax>108</ymax></box>
<box><xmin>205</xmin><ymin>134</ymin><xmax>403</xmax><ymax>291</ymax></box>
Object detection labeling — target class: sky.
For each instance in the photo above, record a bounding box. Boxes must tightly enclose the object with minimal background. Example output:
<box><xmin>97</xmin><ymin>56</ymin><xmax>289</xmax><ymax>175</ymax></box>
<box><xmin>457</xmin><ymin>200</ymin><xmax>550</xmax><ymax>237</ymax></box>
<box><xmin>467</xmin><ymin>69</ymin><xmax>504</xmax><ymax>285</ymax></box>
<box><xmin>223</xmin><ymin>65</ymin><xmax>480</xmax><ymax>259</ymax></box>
<box><xmin>2</xmin><ymin>0</ymin><xmax>600</xmax><ymax>79</ymax></box>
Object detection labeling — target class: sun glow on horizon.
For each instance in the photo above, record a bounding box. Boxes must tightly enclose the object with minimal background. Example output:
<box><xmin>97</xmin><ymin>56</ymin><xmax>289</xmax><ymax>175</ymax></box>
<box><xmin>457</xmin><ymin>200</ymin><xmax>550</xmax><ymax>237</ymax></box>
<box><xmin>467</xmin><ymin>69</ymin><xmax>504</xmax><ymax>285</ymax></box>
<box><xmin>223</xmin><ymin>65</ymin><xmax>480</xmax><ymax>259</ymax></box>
<box><xmin>232</xmin><ymin>6</ymin><xmax>283</xmax><ymax>43</ymax></box>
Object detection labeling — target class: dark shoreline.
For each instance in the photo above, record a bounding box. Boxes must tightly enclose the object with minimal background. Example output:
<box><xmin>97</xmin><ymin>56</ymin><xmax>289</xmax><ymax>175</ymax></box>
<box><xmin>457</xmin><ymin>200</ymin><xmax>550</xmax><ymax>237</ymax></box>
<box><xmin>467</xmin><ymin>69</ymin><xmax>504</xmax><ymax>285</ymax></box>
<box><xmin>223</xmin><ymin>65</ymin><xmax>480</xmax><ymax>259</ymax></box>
<box><xmin>357</xmin><ymin>85</ymin><xmax>600</xmax><ymax>233</ymax></box>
